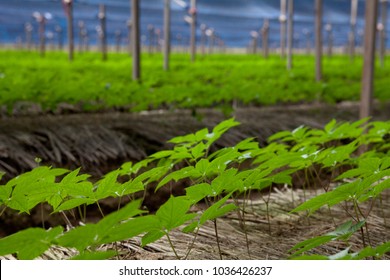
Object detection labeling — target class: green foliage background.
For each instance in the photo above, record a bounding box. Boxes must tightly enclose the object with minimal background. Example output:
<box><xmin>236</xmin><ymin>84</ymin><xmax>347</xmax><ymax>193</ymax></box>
<box><xmin>1</xmin><ymin>51</ymin><xmax>389</xmax><ymax>112</ymax></box>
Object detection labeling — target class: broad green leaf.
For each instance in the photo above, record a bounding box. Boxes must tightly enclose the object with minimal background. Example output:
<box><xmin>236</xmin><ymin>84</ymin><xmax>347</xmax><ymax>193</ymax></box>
<box><xmin>71</xmin><ymin>250</ymin><xmax>117</xmax><ymax>260</ymax></box>
<box><xmin>195</xmin><ymin>159</ymin><xmax>210</xmax><ymax>176</ymax></box>
<box><xmin>168</xmin><ymin>134</ymin><xmax>196</xmax><ymax>145</ymax></box>
<box><xmin>156</xmin><ymin>196</ymin><xmax>196</xmax><ymax>231</ymax></box>
<box><xmin>195</xmin><ymin>128</ymin><xmax>209</xmax><ymax>142</ymax></box>
<box><xmin>56</xmin><ymin>224</ymin><xmax>100</xmax><ymax>252</ymax></box>
<box><xmin>324</xmin><ymin>119</ymin><xmax>337</xmax><ymax>133</ymax></box>
<box><xmin>61</xmin><ymin>168</ymin><xmax>90</xmax><ymax>184</ymax></box>
<box><xmin>327</xmin><ymin>220</ymin><xmax>365</xmax><ymax>239</ymax></box>
<box><xmin>0</xmin><ymin>226</ymin><xmax>63</xmax><ymax>260</ymax></box>
<box><xmin>289</xmin><ymin>220</ymin><xmax>365</xmax><ymax>258</ymax></box>
<box><xmin>191</xmin><ymin>142</ymin><xmax>206</xmax><ymax>160</ymax></box>
<box><xmin>291</xmin><ymin>181</ymin><xmax>359</xmax><ymax>215</ymax></box>
<box><xmin>353</xmin><ymin>241</ymin><xmax>390</xmax><ymax>259</ymax></box>
<box><xmin>57</xmin><ymin>200</ymin><xmax>145</xmax><ymax>251</ymax></box>
<box><xmin>101</xmin><ymin>215</ymin><xmax>160</xmax><ymax>244</ymax></box>
<box><xmin>0</xmin><ymin>184</ymin><xmax>13</xmax><ymax>205</ymax></box>
<box><xmin>141</xmin><ymin>230</ymin><xmax>165</xmax><ymax>247</ymax></box>
<box><xmin>235</xmin><ymin>137</ymin><xmax>259</xmax><ymax>151</ymax></box>
<box><xmin>98</xmin><ymin>200</ymin><xmax>145</xmax><ymax>233</ymax></box>
<box><xmin>94</xmin><ymin>170</ymin><xmax>121</xmax><ymax>199</ymax></box>
<box><xmin>156</xmin><ymin>166</ymin><xmax>200</xmax><ymax>191</ymax></box>
<box><xmin>289</xmin><ymin>235</ymin><xmax>334</xmax><ymax>257</ymax></box>
<box><xmin>206</xmin><ymin>118</ymin><xmax>240</xmax><ymax>145</ymax></box>
<box><xmin>117</xmin><ymin>180</ymin><xmax>144</xmax><ymax>196</ymax></box>
<box><xmin>185</xmin><ymin>183</ymin><xmax>212</xmax><ymax>204</ymax></box>
<box><xmin>211</xmin><ymin>168</ymin><xmax>242</xmax><ymax>194</ymax></box>
<box><xmin>150</xmin><ymin>150</ymin><xmax>175</xmax><ymax>159</ymax></box>
<box><xmin>54</xmin><ymin>197</ymin><xmax>96</xmax><ymax>212</ymax></box>
<box><xmin>199</xmin><ymin>194</ymin><xmax>236</xmax><ymax>225</ymax></box>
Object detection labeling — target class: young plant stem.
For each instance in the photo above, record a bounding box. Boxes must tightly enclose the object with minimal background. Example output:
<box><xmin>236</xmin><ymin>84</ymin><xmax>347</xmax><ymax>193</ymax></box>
<box><xmin>166</xmin><ymin>232</ymin><xmax>180</xmax><ymax>259</ymax></box>
<box><xmin>356</xmin><ymin>202</ymin><xmax>372</xmax><ymax>246</ymax></box>
<box><xmin>0</xmin><ymin>205</ymin><xmax>6</xmax><ymax>217</ymax></box>
<box><xmin>117</xmin><ymin>196</ymin><xmax>123</xmax><ymax>211</ymax></box>
<box><xmin>60</xmin><ymin>211</ymin><xmax>74</xmax><ymax>229</ymax></box>
<box><xmin>379</xmin><ymin>194</ymin><xmax>387</xmax><ymax>226</ymax></box>
<box><xmin>114</xmin><ymin>241</ymin><xmax>120</xmax><ymax>260</ymax></box>
<box><xmin>303</xmin><ymin>168</ymin><xmax>309</xmax><ymax>201</ymax></box>
<box><xmin>40</xmin><ymin>203</ymin><xmax>45</xmax><ymax>228</ymax></box>
<box><xmin>96</xmin><ymin>201</ymin><xmax>105</xmax><ymax>218</ymax></box>
<box><xmin>77</xmin><ymin>206</ymin><xmax>84</xmax><ymax>223</ymax></box>
<box><xmin>241</xmin><ymin>190</ymin><xmax>251</xmax><ymax>257</ymax></box>
<box><xmin>213</xmin><ymin>219</ymin><xmax>223</xmax><ymax>260</ymax></box>
<box><xmin>353</xmin><ymin>199</ymin><xmax>366</xmax><ymax>247</ymax></box>
<box><xmin>262</xmin><ymin>186</ymin><xmax>272</xmax><ymax>235</ymax></box>
<box><xmin>184</xmin><ymin>225</ymin><xmax>200</xmax><ymax>260</ymax></box>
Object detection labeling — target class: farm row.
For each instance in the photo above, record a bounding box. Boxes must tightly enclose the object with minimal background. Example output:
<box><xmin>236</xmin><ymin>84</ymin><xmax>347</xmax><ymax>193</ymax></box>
<box><xmin>0</xmin><ymin>51</ymin><xmax>389</xmax><ymax>113</ymax></box>
<box><xmin>0</xmin><ymin>118</ymin><xmax>389</xmax><ymax>259</ymax></box>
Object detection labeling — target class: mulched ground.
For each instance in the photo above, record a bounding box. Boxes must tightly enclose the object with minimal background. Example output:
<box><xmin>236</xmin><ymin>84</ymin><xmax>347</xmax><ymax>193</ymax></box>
<box><xmin>2</xmin><ymin>101</ymin><xmax>390</xmax><ymax>181</ymax></box>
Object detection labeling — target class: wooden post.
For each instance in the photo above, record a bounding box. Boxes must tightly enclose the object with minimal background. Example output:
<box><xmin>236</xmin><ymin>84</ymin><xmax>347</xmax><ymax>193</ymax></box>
<box><xmin>262</xmin><ymin>19</ymin><xmax>269</xmax><ymax>58</ymax></box>
<box><xmin>62</xmin><ymin>1</ymin><xmax>74</xmax><ymax>60</ymax></box>
<box><xmin>25</xmin><ymin>23</ymin><xmax>33</xmax><ymax>51</ymax></box>
<box><xmin>127</xmin><ymin>19</ymin><xmax>132</xmax><ymax>55</ymax></box>
<box><xmin>250</xmin><ymin>31</ymin><xmax>258</xmax><ymax>54</ymax></box>
<box><xmin>287</xmin><ymin>0</ymin><xmax>294</xmax><ymax>70</ymax></box>
<box><xmin>315</xmin><ymin>0</ymin><xmax>322</xmax><ymax>82</ymax></box>
<box><xmin>99</xmin><ymin>4</ymin><xmax>107</xmax><ymax>61</ymax></box>
<box><xmin>78</xmin><ymin>21</ymin><xmax>85</xmax><ymax>53</ymax></box>
<box><xmin>35</xmin><ymin>14</ymin><xmax>46</xmax><ymax>57</ymax></box>
<box><xmin>379</xmin><ymin>0</ymin><xmax>388</xmax><ymax>67</ymax></box>
<box><xmin>81</xmin><ymin>29</ymin><xmax>88</xmax><ymax>52</ymax></box>
<box><xmin>303</xmin><ymin>29</ymin><xmax>311</xmax><ymax>54</ymax></box>
<box><xmin>349</xmin><ymin>0</ymin><xmax>358</xmax><ymax>61</ymax></box>
<box><xmin>360</xmin><ymin>0</ymin><xmax>379</xmax><ymax>119</ymax></box>
<box><xmin>147</xmin><ymin>25</ymin><xmax>154</xmax><ymax>54</ymax></box>
<box><xmin>115</xmin><ymin>30</ymin><xmax>122</xmax><ymax>53</ymax></box>
<box><xmin>131</xmin><ymin>0</ymin><xmax>140</xmax><ymax>81</ymax></box>
<box><xmin>155</xmin><ymin>28</ymin><xmax>161</xmax><ymax>53</ymax></box>
<box><xmin>200</xmin><ymin>24</ymin><xmax>207</xmax><ymax>56</ymax></box>
<box><xmin>206</xmin><ymin>29</ymin><xmax>215</xmax><ymax>54</ymax></box>
<box><xmin>280</xmin><ymin>0</ymin><xmax>287</xmax><ymax>58</ymax></box>
<box><xmin>189</xmin><ymin>0</ymin><xmax>197</xmax><ymax>62</ymax></box>
<box><xmin>325</xmin><ymin>23</ymin><xmax>333</xmax><ymax>57</ymax></box>
<box><xmin>163</xmin><ymin>0</ymin><xmax>171</xmax><ymax>71</ymax></box>
<box><xmin>55</xmin><ymin>25</ymin><xmax>63</xmax><ymax>50</ymax></box>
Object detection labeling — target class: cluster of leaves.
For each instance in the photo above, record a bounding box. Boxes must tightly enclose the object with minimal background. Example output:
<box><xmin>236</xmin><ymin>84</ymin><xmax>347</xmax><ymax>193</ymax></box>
<box><xmin>0</xmin><ymin>118</ymin><xmax>390</xmax><ymax>259</ymax></box>
<box><xmin>1</xmin><ymin>51</ymin><xmax>390</xmax><ymax>113</ymax></box>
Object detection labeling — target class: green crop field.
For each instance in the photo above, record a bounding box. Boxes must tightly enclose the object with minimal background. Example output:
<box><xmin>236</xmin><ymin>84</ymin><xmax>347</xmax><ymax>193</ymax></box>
<box><xmin>1</xmin><ymin>50</ymin><xmax>389</xmax><ymax>113</ymax></box>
